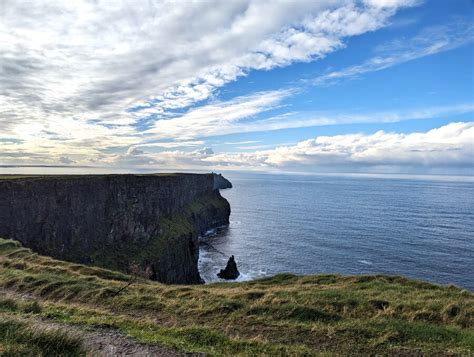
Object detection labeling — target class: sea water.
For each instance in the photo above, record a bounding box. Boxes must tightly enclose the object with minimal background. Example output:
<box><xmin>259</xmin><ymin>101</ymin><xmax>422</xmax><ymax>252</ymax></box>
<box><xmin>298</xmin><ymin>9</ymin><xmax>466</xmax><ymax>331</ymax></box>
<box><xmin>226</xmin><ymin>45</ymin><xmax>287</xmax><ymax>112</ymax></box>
<box><xmin>199</xmin><ymin>173</ymin><xmax>474</xmax><ymax>290</ymax></box>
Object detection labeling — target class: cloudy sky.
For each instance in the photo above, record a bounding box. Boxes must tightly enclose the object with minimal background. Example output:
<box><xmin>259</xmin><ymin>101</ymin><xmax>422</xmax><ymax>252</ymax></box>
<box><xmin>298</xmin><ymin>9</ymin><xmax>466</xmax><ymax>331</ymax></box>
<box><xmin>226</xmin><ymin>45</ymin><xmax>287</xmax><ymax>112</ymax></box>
<box><xmin>1</xmin><ymin>0</ymin><xmax>473</xmax><ymax>174</ymax></box>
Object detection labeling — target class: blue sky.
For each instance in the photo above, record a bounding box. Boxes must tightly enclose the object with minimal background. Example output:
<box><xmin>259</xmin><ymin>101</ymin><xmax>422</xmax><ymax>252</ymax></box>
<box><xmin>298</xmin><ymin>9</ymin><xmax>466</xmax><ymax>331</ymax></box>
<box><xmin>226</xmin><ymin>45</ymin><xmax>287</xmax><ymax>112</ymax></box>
<box><xmin>202</xmin><ymin>1</ymin><xmax>473</xmax><ymax>151</ymax></box>
<box><xmin>1</xmin><ymin>0</ymin><xmax>473</xmax><ymax>174</ymax></box>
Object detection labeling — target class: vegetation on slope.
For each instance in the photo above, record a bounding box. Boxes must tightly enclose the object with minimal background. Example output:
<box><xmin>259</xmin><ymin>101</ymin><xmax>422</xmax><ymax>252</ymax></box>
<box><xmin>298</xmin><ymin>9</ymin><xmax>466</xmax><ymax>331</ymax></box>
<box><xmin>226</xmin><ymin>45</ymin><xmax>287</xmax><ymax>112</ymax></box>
<box><xmin>0</xmin><ymin>238</ymin><xmax>473</xmax><ymax>355</ymax></box>
<box><xmin>0</xmin><ymin>314</ymin><xmax>83</xmax><ymax>356</ymax></box>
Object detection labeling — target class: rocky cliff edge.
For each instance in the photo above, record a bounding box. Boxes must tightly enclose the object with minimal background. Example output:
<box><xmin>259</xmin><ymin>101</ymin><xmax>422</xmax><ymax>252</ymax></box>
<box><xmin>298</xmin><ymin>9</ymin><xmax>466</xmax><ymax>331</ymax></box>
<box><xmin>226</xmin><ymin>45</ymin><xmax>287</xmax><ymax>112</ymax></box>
<box><xmin>0</xmin><ymin>173</ymin><xmax>231</xmax><ymax>284</ymax></box>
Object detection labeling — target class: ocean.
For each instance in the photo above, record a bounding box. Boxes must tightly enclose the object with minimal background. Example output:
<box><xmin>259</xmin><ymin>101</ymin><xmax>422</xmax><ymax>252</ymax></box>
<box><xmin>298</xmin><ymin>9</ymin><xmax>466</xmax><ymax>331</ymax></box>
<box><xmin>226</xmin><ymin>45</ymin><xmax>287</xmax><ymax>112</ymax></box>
<box><xmin>2</xmin><ymin>168</ymin><xmax>473</xmax><ymax>290</ymax></box>
<box><xmin>199</xmin><ymin>173</ymin><xmax>474</xmax><ymax>290</ymax></box>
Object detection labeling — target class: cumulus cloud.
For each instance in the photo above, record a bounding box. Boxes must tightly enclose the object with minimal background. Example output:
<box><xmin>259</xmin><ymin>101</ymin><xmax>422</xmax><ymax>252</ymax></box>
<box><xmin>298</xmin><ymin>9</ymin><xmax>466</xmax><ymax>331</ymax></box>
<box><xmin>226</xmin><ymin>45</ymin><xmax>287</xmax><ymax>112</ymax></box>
<box><xmin>204</xmin><ymin>122</ymin><xmax>474</xmax><ymax>173</ymax></box>
<box><xmin>196</xmin><ymin>147</ymin><xmax>215</xmax><ymax>156</ymax></box>
<box><xmin>102</xmin><ymin>122</ymin><xmax>474</xmax><ymax>175</ymax></box>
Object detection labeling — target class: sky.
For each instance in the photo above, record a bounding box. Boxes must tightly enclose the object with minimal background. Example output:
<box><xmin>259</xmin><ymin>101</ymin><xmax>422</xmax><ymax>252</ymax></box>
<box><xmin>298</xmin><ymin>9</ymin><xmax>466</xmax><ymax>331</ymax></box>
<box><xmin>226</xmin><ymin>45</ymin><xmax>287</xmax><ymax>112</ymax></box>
<box><xmin>1</xmin><ymin>0</ymin><xmax>473</xmax><ymax>175</ymax></box>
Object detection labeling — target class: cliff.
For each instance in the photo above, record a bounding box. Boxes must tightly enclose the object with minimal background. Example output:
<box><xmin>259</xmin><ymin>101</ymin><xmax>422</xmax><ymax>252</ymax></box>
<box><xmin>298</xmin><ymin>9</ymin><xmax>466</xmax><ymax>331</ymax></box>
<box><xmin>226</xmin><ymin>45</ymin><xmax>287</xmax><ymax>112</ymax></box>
<box><xmin>0</xmin><ymin>173</ymin><xmax>231</xmax><ymax>284</ymax></box>
<box><xmin>213</xmin><ymin>173</ymin><xmax>232</xmax><ymax>189</ymax></box>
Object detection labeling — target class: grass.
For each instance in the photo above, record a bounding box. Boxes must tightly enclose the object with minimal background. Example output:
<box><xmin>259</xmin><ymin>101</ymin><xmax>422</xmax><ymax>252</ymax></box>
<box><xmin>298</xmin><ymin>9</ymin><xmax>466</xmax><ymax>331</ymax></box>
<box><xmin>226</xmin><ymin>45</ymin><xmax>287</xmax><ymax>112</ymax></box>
<box><xmin>0</xmin><ymin>238</ymin><xmax>473</xmax><ymax>355</ymax></box>
<box><xmin>0</xmin><ymin>314</ymin><xmax>83</xmax><ymax>356</ymax></box>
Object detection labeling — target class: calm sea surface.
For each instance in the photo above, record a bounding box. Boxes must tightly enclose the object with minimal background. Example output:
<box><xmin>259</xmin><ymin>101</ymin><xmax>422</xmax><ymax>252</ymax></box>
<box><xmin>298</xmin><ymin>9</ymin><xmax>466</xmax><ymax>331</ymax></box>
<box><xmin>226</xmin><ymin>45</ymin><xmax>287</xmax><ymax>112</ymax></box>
<box><xmin>199</xmin><ymin>173</ymin><xmax>474</xmax><ymax>290</ymax></box>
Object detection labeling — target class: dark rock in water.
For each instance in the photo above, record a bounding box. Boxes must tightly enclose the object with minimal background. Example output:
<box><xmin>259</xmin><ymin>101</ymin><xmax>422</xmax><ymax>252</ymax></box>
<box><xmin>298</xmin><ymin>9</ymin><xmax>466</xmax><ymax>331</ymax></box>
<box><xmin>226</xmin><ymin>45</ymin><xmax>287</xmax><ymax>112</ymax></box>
<box><xmin>213</xmin><ymin>173</ymin><xmax>232</xmax><ymax>190</ymax></box>
<box><xmin>217</xmin><ymin>255</ymin><xmax>240</xmax><ymax>280</ymax></box>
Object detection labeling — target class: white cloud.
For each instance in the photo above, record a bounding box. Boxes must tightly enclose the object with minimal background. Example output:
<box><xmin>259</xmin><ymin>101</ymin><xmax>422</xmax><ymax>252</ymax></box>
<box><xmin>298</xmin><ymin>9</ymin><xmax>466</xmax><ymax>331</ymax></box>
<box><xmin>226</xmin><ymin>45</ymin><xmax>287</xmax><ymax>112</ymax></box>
<box><xmin>59</xmin><ymin>156</ymin><xmax>74</xmax><ymax>164</ymax></box>
<box><xmin>224</xmin><ymin>141</ymin><xmax>261</xmax><ymax>145</ymax></box>
<box><xmin>204</xmin><ymin>122</ymin><xmax>474</xmax><ymax>173</ymax></box>
<box><xmin>148</xmin><ymin>99</ymin><xmax>474</xmax><ymax>139</ymax></box>
<box><xmin>3</xmin><ymin>0</ymin><xmax>470</xmax><ymax>175</ymax></box>
<box><xmin>363</xmin><ymin>0</ymin><xmax>420</xmax><ymax>8</ymax></box>
<box><xmin>111</xmin><ymin>146</ymin><xmax>216</xmax><ymax>169</ymax></box>
<box><xmin>126</xmin><ymin>146</ymin><xmax>144</xmax><ymax>156</ymax></box>
<box><xmin>96</xmin><ymin>122</ymin><xmax>474</xmax><ymax>175</ymax></box>
<box><xmin>240</xmin><ymin>103</ymin><xmax>474</xmax><ymax>133</ymax></box>
<box><xmin>1</xmin><ymin>0</ymin><xmax>416</xmax><ymax>165</ymax></box>
<box><xmin>195</xmin><ymin>147</ymin><xmax>215</xmax><ymax>156</ymax></box>
<box><xmin>138</xmin><ymin>141</ymin><xmax>206</xmax><ymax>149</ymax></box>
<box><xmin>1</xmin><ymin>98</ymin><xmax>472</xmax><ymax>168</ymax></box>
<box><xmin>313</xmin><ymin>20</ymin><xmax>474</xmax><ymax>85</ymax></box>
<box><xmin>146</xmin><ymin>89</ymin><xmax>292</xmax><ymax>139</ymax></box>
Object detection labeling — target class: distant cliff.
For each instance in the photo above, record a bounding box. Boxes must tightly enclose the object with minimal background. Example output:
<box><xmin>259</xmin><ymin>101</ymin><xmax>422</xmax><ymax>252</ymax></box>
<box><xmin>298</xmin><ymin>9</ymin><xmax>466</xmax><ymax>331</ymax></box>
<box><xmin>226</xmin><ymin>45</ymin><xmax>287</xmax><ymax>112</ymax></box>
<box><xmin>0</xmin><ymin>173</ymin><xmax>231</xmax><ymax>284</ymax></box>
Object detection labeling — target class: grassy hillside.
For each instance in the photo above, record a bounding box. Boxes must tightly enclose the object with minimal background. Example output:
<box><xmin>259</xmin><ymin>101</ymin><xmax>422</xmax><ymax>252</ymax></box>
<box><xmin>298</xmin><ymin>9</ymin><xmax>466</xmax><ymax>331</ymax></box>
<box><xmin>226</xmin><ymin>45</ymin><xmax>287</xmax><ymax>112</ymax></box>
<box><xmin>0</xmin><ymin>238</ymin><xmax>473</xmax><ymax>355</ymax></box>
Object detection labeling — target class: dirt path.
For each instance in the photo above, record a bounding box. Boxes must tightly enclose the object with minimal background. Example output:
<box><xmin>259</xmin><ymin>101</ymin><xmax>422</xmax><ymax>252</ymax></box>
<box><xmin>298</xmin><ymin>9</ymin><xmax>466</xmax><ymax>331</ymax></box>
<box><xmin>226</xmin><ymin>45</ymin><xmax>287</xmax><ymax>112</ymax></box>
<box><xmin>40</xmin><ymin>318</ymin><xmax>181</xmax><ymax>356</ymax></box>
<box><xmin>0</xmin><ymin>289</ymin><xmax>188</xmax><ymax>356</ymax></box>
<box><xmin>24</xmin><ymin>316</ymin><xmax>182</xmax><ymax>356</ymax></box>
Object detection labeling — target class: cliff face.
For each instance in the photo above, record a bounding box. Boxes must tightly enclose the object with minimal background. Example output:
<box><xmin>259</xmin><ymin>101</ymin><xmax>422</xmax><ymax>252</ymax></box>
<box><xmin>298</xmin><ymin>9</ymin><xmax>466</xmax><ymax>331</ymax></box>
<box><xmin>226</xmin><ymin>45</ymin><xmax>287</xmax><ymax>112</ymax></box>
<box><xmin>0</xmin><ymin>173</ymin><xmax>231</xmax><ymax>284</ymax></box>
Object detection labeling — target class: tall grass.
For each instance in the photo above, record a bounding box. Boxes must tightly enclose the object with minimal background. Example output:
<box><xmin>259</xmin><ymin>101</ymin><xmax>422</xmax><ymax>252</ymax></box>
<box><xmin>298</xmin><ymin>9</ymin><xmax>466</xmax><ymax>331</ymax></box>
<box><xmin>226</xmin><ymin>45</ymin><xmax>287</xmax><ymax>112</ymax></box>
<box><xmin>0</xmin><ymin>238</ymin><xmax>473</xmax><ymax>355</ymax></box>
<box><xmin>0</xmin><ymin>316</ymin><xmax>83</xmax><ymax>356</ymax></box>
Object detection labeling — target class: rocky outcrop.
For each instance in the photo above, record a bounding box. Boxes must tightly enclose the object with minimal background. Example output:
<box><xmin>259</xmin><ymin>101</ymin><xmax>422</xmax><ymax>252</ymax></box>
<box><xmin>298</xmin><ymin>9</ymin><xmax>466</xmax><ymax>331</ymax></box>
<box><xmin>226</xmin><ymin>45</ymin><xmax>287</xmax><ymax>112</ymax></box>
<box><xmin>213</xmin><ymin>173</ymin><xmax>232</xmax><ymax>190</ymax></box>
<box><xmin>0</xmin><ymin>173</ymin><xmax>231</xmax><ymax>284</ymax></box>
<box><xmin>217</xmin><ymin>255</ymin><xmax>240</xmax><ymax>280</ymax></box>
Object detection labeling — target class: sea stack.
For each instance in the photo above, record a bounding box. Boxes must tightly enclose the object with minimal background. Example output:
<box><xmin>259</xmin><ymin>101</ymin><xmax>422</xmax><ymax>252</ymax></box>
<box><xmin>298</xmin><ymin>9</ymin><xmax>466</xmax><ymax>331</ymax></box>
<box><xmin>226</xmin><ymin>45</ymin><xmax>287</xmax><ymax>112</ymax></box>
<box><xmin>217</xmin><ymin>255</ymin><xmax>240</xmax><ymax>280</ymax></box>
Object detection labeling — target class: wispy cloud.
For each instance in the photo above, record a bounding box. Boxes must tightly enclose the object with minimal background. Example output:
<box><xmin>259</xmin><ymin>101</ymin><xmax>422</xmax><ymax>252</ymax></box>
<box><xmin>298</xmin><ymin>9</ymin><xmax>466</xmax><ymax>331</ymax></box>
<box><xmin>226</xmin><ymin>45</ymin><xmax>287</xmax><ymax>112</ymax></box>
<box><xmin>312</xmin><ymin>20</ymin><xmax>474</xmax><ymax>85</ymax></box>
<box><xmin>223</xmin><ymin>141</ymin><xmax>261</xmax><ymax>145</ymax></box>
<box><xmin>146</xmin><ymin>89</ymin><xmax>293</xmax><ymax>139</ymax></box>
<box><xmin>137</xmin><ymin>141</ymin><xmax>205</xmax><ymax>149</ymax></box>
<box><xmin>241</xmin><ymin>103</ymin><xmax>474</xmax><ymax>133</ymax></box>
<box><xmin>1</xmin><ymin>1</ymin><xmax>415</xmax><ymax>153</ymax></box>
